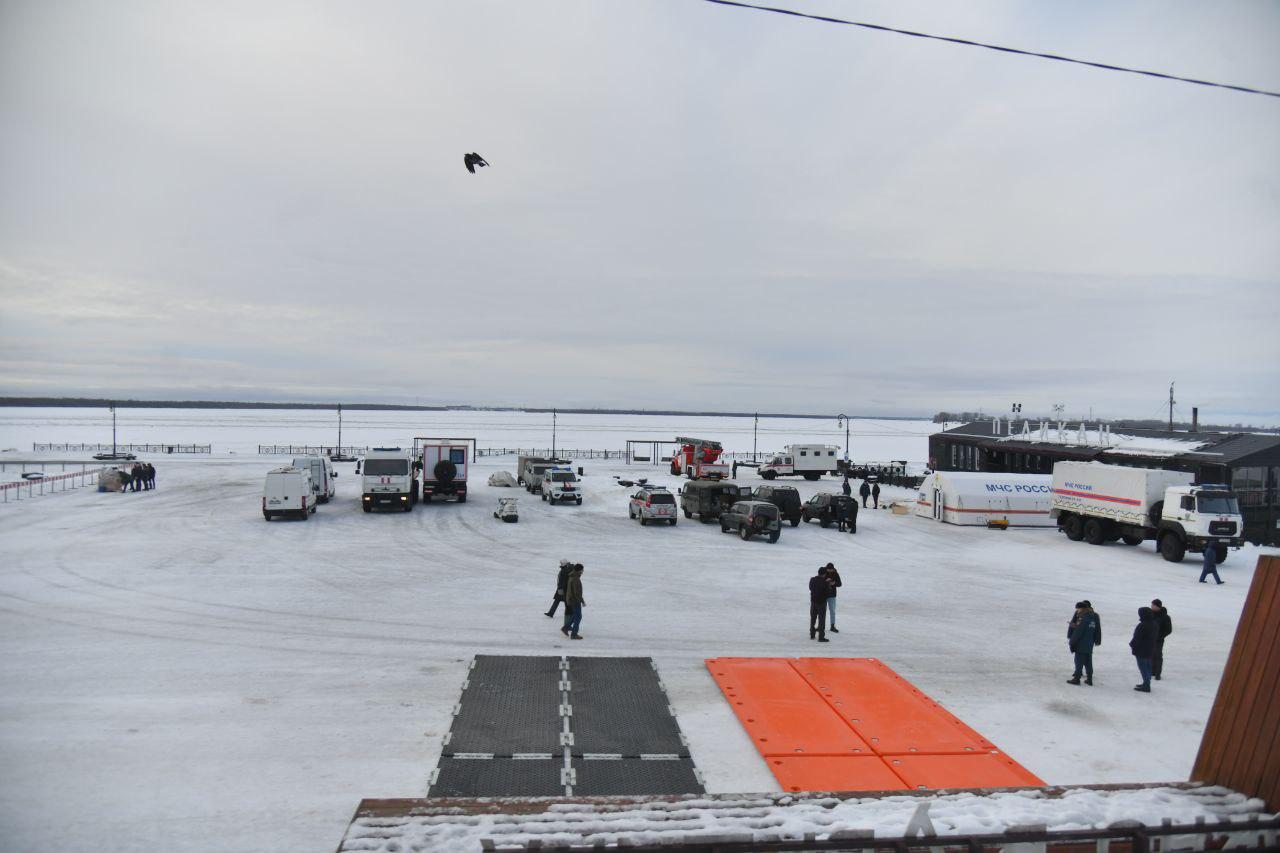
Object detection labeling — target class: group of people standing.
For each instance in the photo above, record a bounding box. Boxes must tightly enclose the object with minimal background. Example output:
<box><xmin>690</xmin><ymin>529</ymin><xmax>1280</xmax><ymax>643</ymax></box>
<box><xmin>1067</xmin><ymin>599</ymin><xmax>1172</xmax><ymax>693</ymax></box>
<box><xmin>545</xmin><ymin>560</ymin><xmax>585</xmax><ymax>639</ymax></box>
<box><xmin>840</xmin><ymin>478</ymin><xmax>881</xmax><ymax>509</ymax></box>
<box><xmin>119</xmin><ymin>462</ymin><xmax>156</xmax><ymax>492</ymax></box>
<box><xmin>808</xmin><ymin>563</ymin><xmax>843</xmax><ymax>641</ymax></box>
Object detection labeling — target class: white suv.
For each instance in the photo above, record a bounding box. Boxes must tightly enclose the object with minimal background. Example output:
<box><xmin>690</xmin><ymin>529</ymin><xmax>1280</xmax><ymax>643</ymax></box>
<box><xmin>629</xmin><ymin>486</ymin><xmax>677</xmax><ymax>526</ymax></box>
<box><xmin>541</xmin><ymin>467</ymin><xmax>583</xmax><ymax>505</ymax></box>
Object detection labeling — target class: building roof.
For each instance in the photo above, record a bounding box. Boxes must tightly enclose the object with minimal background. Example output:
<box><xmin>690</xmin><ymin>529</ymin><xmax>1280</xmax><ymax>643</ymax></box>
<box><xmin>938</xmin><ymin>421</ymin><xmax>1280</xmax><ymax>467</ymax></box>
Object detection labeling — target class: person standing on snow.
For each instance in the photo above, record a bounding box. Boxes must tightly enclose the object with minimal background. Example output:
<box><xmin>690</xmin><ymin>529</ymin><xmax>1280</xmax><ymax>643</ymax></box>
<box><xmin>1199</xmin><ymin>545</ymin><xmax>1224</xmax><ymax>584</ymax></box>
<box><xmin>562</xmin><ymin>564</ymin><xmax>585</xmax><ymax>640</ymax></box>
<box><xmin>1129</xmin><ymin>607</ymin><xmax>1158</xmax><ymax>692</ymax></box>
<box><xmin>858</xmin><ymin>480</ymin><xmax>871</xmax><ymax>508</ymax></box>
<box><xmin>545</xmin><ymin>559</ymin><xmax>572</xmax><ymax>618</ymax></box>
<box><xmin>809</xmin><ymin>567</ymin><xmax>832</xmax><ymax>642</ymax></box>
<box><xmin>118</xmin><ymin>466</ymin><xmax>132</xmax><ymax>493</ymax></box>
<box><xmin>1066</xmin><ymin>600</ymin><xmax>1101</xmax><ymax>685</ymax></box>
<box><xmin>871</xmin><ymin>482</ymin><xmax>881</xmax><ymax>509</ymax></box>
<box><xmin>145</xmin><ymin>463</ymin><xmax>156</xmax><ymax>490</ymax></box>
<box><xmin>1151</xmin><ymin>599</ymin><xmax>1172</xmax><ymax>680</ymax></box>
<box><xmin>824</xmin><ymin>563</ymin><xmax>843</xmax><ymax>633</ymax></box>
<box><xmin>841</xmin><ymin>478</ymin><xmax>852</xmax><ymax>497</ymax></box>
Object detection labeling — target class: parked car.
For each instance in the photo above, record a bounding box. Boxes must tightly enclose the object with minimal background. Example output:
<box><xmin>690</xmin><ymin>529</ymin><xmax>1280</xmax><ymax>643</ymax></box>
<box><xmin>801</xmin><ymin>492</ymin><xmax>859</xmax><ymax>530</ymax></box>
<box><xmin>20</xmin><ymin>471</ymin><xmax>46</xmax><ymax>480</ymax></box>
<box><xmin>292</xmin><ymin>455</ymin><xmax>337</xmax><ymax>504</ymax></box>
<box><xmin>263</xmin><ymin>466</ymin><xmax>315</xmax><ymax>521</ymax></box>
<box><xmin>719</xmin><ymin>500</ymin><xmax>781</xmax><ymax>542</ymax></box>
<box><xmin>494</xmin><ymin>496</ymin><xmax>519</xmax><ymax>523</ymax></box>
<box><xmin>541</xmin><ymin>467</ymin><xmax>583</xmax><ymax>505</ymax></box>
<box><xmin>629</xmin><ymin>486</ymin><xmax>677</xmax><ymax>525</ymax></box>
<box><xmin>680</xmin><ymin>480</ymin><xmax>752</xmax><ymax>523</ymax></box>
<box><xmin>753</xmin><ymin>484</ymin><xmax>802</xmax><ymax>527</ymax></box>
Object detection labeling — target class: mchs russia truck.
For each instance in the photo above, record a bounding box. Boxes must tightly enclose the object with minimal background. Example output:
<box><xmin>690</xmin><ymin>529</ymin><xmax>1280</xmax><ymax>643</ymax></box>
<box><xmin>359</xmin><ymin>447</ymin><xmax>418</xmax><ymax>512</ymax></box>
<box><xmin>1050</xmin><ymin>462</ymin><xmax>1244</xmax><ymax>563</ymax></box>
<box><xmin>758</xmin><ymin>444</ymin><xmax>841</xmax><ymax>481</ymax></box>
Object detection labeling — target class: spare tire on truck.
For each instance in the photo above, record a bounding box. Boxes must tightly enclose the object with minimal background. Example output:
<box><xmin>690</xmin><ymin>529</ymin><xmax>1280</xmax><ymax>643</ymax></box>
<box><xmin>434</xmin><ymin>459</ymin><xmax>457</xmax><ymax>483</ymax></box>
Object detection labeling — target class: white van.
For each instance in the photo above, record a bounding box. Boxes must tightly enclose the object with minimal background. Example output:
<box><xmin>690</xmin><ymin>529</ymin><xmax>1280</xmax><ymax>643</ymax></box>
<box><xmin>291</xmin><ymin>456</ymin><xmax>336</xmax><ymax>503</ymax></box>
<box><xmin>263</xmin><ymin>467</ymin><xmax>315</xmax><ymax>521</ymax></box>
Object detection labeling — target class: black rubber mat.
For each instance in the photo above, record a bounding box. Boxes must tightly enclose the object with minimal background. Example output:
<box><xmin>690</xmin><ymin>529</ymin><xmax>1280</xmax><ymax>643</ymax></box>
<box><xmin>571</xmin><ymin>757</ymin><xmax>702</xmax><ymax>796</ymax></box>
<box><xmin>444</xmin><ymin>656</ymin><xmax>563</xmax><ymax>755</ymax></box>
<box><xmin>430</xmin><ymin>758</ymin><xmax>565</xmax><ymax>798</ymax></box>
<box><xmin>569</xmin><ymin>657</ymin><xmax>687</xmax><ymax>757</ymax></box>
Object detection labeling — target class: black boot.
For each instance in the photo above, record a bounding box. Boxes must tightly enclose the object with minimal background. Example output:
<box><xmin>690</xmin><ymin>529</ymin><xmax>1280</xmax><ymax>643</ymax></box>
<box><xmin>1084</xmin><ymin>676</ymin><xmax>1093</xmax><ymax>686</ymax></box>
<box><xmin>1066</xmin><ymin>676</ymin><xmax>1081</xmax><ymax>685</ymax></box>
<box><xmin>830</xmin><ymin>626</ymin><xmax>839</xmax><ymax>633</ymax></box>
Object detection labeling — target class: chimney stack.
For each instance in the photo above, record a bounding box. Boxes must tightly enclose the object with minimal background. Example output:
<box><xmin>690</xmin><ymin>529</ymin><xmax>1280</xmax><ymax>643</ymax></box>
<box><xmin>1192</xmin><ymin>407</ymin><xmax>1199</xmax><ymax>433</ymax></box>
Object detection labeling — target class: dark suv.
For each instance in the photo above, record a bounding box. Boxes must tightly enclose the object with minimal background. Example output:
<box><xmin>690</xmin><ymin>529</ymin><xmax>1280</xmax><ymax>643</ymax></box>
<box><xmin>680</xmin><ymin>480</ymin><xmax>751</xmax><ymax>522</ymax></box>
<box><xmin>801</xmin><ymin>493</ymin><xmax>859</xmax><ymax>532</ymax></box>
<box><xmin>753</xmin><ymin>484</ymin><xmax>802</xmax><ymax>527</ymax></box>
<box><xmin>719</xmin><ymin>500</ymin><xmax>782</xmax><ymax>543</ymax></box>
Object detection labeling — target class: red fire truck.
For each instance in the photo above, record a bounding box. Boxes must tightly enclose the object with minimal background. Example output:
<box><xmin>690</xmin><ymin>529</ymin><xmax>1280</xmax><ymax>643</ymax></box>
<box><xmin>670</xmin><ymin>437</ymin><xmax>730</xmax><ymax>480</ymax></box>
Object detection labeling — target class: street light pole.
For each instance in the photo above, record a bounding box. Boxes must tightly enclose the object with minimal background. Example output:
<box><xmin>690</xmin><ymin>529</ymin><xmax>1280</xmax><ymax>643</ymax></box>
<box><xmin>111</xmin><ymin>403</ymin><xmax>117</xmax><ymax>456</ymax></box>
<box><xmin>836</xmin><ymin>414</ymin><xmax>849</xmax><ymax>461</ymax></box>
<box><xmin>552</xmin><ymin>408</ymin><xmax>557</xmax><ymax>459</ymax></box>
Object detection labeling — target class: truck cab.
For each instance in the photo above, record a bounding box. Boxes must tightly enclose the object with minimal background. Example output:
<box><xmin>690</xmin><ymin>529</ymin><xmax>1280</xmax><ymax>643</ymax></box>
<box><xmin>541</xmin><ymin>467</ymin><xmax>582</xmax><ymax>504</ymax></box>
<box><xmin>1158</xmin><ymin>485</ymin><xmax>1244</xmax><ymax>561</ymax></box>
<box><xmin>359</xmin><ymin>448</ymin><xmax>418</xmax><ymax>512</ymax></box>
<box><xmin>671</xmin><ymin>437</ymin><xmax>729</xmax><ymax>480</ymax></box>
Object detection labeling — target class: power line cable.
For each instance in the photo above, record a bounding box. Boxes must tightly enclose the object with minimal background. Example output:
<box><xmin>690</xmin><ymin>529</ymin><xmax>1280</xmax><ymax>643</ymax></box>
<box><xmin>702</xmin><ymin>0</ymin><xmax>1280</xmax><ymax>100</ymax></box>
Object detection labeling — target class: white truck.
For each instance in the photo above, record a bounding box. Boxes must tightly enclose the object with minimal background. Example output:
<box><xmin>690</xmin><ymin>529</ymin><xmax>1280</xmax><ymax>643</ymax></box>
<box><xmin>263</xmin><ymin>466</ymin><xmax>314</xmax><ymax>521</ymax></box>
<box><xmin>540</xmin><ymin>466</ymin><xmax>583</xmax><ymax>505</ymax></box>
<box><xmin>758</xmin><ymin>444</ymin><xmax>841</xmax><ymax>481</ymax></box>
<box><xmin>419</xmin><ymin>442</ymin><xmax>469</xmax><ymax>503</ymax></box>
<box><xmin>358</xmin><ymin>447</ymin><xmax>418</xmax><ymax>512</ymax></box>
<box><xmin>1050</xmin><ymin>461</ymin><xmax>1244</xmax><ymax>563</ymax></box>
<box><xmin>291</xmin><ymin>455</ymin><xmax>336</xmax><ymax>504</ymax></box>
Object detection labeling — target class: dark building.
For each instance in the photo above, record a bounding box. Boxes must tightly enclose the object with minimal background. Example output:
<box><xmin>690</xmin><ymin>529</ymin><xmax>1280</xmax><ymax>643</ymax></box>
<box><xmin>929</xmin><ymin>421</ymin><xmax>1280</xmax><ymax>546</ymax></box>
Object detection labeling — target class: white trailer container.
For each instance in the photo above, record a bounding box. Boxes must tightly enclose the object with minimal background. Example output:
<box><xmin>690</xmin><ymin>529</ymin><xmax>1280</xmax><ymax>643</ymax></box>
<box><xmin>1050</xmin><ymin>461</ymin><xmax>1244</xmax><ymax>562</ymax></box>
<box><xmin>263</xmin><ymin>466</ymin><xmax>314</xmax><ymax>521</ymax></box>
<box><xmin>759</xmin><ymin>444</ymin><xmax>841</xmax><ymax>481</ymax></box>
<box><xmin>291</xmin><ymin>456</ymin><xmax>336</xmax><ymax>503</ymax></box>
<box><xmin>915</xmin><ymin>471</ymin><xmax>1054</xmax><ymax>526</ymax></box>
<box><xmin>420</xmin><ymin>442</ymin><xmax>469</xmax><ymax>503</ymax></box>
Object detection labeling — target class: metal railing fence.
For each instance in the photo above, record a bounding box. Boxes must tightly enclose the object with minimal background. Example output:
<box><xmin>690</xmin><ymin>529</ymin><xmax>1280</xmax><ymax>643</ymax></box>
<box><xmin>33</xmin><ymin>442</ymin><xmax>210</xmax><ymax>454</ymax></box>
<box><xmin>258</xmin><ymin>445</ymin><xmax>370</xmax><ymax>456</ymax></box>
<box><xmin>1</xmin><ymin>467</ymin><xmax>107</xmax><ymax>502</ymax></box>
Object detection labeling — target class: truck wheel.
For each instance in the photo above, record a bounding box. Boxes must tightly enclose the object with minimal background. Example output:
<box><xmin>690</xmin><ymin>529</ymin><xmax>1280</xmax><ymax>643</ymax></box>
<box><xmin>762</xmin><ymin>470</ymin><xmax>777</xmax><ymax>480</ymax></box>
<box><xmin>820</xmin><ymin>517</ymin><xmax>830</xmax><ymax>529</ymax></box>
<box><xmin>1063</xmin><ymin>515</ymin><xmax>1084</xmax><ymax>541</ymax></box>
<box><xmin>457</xmin><ymin>493</ymin><xmax>466</xmax><ymax>503</ymax></box>
<box><xmin>362</xmin><ymin>503</ymin><xmax>371</xmax><ymax>513</ymax></box>
<box><xmin>1159</xmin><ymin>532</ymin><xmax>1186</xmax><ymax>563</ymax></box>
<box><xmin>739</xmin><ymin>525</ymin><xmax>751</xmax><ymax>541</ymax></box>
<box><xmin>669</xmin><ymin>518</ymin><xmax>677</xmax><ymax>526</ymax></box>
<box><xmin>640</xmin><ymin>517</ymin><xmax>648</xmax><ymax>526</ymax></box>
<box><xmin>1083</xmin><ymin>518</ymin><xmax>1106</xmax><ymax>546</ymax></box>
<box><xmin>803</xmin><ymin>472</ymin><xmax>820</xmax><ymax>481</ymax></box>
<box><xmin>1121</xmin><ymin>533</ymin><xmax>1144</xmax><ymax>546</ymax></box>
<box><xmin>541</xmin><ymin>492</ymin><xmax>547</xmax><ymax>501</ymax></box>
<box><xmin>629</xmin><ymin>508</ymin><xmax>635</xmax><ymax>519</ymax></box>
<box><xmin>790</xmin><ymin>519</ymin><xmax>799</xmax><ymax>527</ymax></box>
<box><xmin>300</xmin><ymin>509</ymin><xmax>310</xmax><ymax>521</ymax></box>
<box><xmin>1214</xmin><ymin>544</ymin><xmax>1228</xmax><ymax>564</ymax></box>
<box><xmin>683</xmin><ymin>508</ymin><xmax>692</xmax><ymax>519</ymax></box>
<box><xmin>263</xmin><ymin>511</ymin><xmax>272</xmax><ymax>521</ymax></box>
<box><xmin>768</xmin><ymin>531</ymin><xmax>780</xmax><ymax>543</ymax></box>
<box><xmin>575</xmin><ymin>498</ymin><xmax>582</xmax><ymax>505</ymax></box>
<box><xmin>404</xmin><ymin>501</ymin><xmax>413</xmax><ymax>512</ymax></box>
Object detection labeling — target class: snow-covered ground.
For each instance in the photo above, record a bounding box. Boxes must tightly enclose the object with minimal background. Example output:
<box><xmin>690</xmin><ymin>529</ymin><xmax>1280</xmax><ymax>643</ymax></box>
<box><xmin>0</xmin><ymin>408</ymin><xmax>1275</xmax><ymax>852</ymax></box>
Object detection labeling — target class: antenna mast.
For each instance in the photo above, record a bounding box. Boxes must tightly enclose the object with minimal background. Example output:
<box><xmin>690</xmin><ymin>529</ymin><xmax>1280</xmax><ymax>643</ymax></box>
<box><xmin>1168</xmin><ymin>382</ymin><xmax>1176</xmax><ymax>431</ymax></box>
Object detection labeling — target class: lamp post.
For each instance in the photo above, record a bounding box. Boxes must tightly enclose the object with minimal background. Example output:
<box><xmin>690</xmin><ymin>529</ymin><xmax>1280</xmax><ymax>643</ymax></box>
<box><xmin>836</xmin><ymin>414</ymin><xmax>849</xmax><ymax>462</ymax></box>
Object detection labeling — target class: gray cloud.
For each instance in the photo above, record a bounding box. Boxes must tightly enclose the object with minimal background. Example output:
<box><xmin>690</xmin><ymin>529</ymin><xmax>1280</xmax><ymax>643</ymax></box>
<box><xmin>1</xmin><ymin>0</ymin><xmax>1278</xmax><ymax>423</ymax></box>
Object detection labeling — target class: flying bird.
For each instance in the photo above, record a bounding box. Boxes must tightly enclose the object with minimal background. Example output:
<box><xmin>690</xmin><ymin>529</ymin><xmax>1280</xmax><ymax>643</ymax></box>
<box><xmin>464</xmin><ymin>152</ymin><xmax>489</xmax><ymax>174</ymax></box>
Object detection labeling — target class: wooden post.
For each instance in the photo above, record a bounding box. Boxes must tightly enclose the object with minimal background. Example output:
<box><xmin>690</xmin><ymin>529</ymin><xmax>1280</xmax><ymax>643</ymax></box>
<box><xmin>1191</xmin><ymin>555</ymin><xmax>1280</xmax><ymax>810</ymax></box>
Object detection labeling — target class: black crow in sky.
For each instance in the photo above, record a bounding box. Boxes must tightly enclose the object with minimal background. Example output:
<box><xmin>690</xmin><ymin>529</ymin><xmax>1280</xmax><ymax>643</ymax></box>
<box><xmin>464</xmin><ymin>153</ymin><xmax>489</xmax><ymax>173</ymax></box>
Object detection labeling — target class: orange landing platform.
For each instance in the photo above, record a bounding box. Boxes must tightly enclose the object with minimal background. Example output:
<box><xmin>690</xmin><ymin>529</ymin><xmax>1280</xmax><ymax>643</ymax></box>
<box><xmin>706</xmin><ymin>657</ymin><xmax>1044</xmax><ymax>793</ymax></box>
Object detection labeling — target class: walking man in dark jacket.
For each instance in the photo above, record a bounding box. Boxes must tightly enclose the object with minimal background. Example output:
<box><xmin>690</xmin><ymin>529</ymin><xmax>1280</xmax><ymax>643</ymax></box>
<box><xmin>145</xmin><ymin>463</ymin><xmax>156</xmax><ymax>490</ymax></box>
<box><xmin>1199</xmin><ymin>545</ymin><xmax>1224</xmax><ymax>584</ymax></box>
<box><xmin>545</xmin><ymin>559</ymin><xmax>572</xmax><ymax>618</ymax></box>
<box><xmin>1129</xmin><ymin>607</ymin><xmax>1158</xmax><ymax>692</ymax></box>
<box><xmin>1151</xmin><ymin>599</ymin><xmax>1172</xmax><ymax>680</ymax></box>
<box><xmin>562</xmin><ymin>564</ymin><xmax>585</xmax><ymax>640</ymax></box>
<box><xmin>871</xmin><ymin>482</ymin><xmax>881</xmax><ymax>509</ymax></box>
<box><xmin>809</xmin><ymin>567</ymin><xmax>831</xmax><ymax>642</ymax></box>
<box><xmin>824</xmin><ymin>563</ymin><xmax>842</xmax><ymax>633</ymax></box>
<box><xmin>858</xmin><ymin>480</ymin><xmax>871</xmax><ymax>508</ymax></box>
<box><xmin>130</xmin><ymin>463</ymin><xmax>144</xmax><ymax>491</ymax></box>
<box><xmin>1066</xmin><ymin>601</ymin><xmax>1101</xmax><ymax>685</ymax></box>
<box><xmin>841</xmin><ymin>478</ymin><xmax>852</xmax><ymax>497</ymax></box>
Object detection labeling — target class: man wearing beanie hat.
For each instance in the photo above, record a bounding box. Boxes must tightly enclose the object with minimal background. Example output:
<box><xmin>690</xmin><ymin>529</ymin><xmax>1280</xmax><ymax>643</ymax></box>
<box><xmin>1067</xmin><ymin>600</ymin><xmax>1102</xmax><ymax>685</ymax></box>
<box><xmin>1151</xmin><ymin>599</ymin><xmax>1173</xmax><ymax>680</ymax></box>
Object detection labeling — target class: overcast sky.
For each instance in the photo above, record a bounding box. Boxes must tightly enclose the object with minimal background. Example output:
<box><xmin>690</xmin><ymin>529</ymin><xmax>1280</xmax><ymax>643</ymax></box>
<box><xmin>1</xmin><ymin>0</ymin><xmax>1277</xmax><ymax>423</ymax></box>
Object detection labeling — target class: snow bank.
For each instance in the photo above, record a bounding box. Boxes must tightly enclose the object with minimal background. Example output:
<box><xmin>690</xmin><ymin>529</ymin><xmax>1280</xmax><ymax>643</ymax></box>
<box><xmin>339</xmin><ymin>786</ymin><xmax>1274</xmax><ymax>851</ymax></box>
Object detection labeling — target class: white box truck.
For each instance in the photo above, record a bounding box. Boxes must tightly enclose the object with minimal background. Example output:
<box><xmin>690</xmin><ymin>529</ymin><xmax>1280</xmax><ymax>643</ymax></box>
<box><xmin>358</xmin><ymin>447</ymin><xmax>418</xmax><ymax>512</ymax></box>
<box><xmin>291</xmin><ymin>455</ymin><xmax>336</xmax><ymax>504</ymax></box>
<box><xmin>263</xmin><ymin>466</ymin><xmax>314</xmax><ymax>521</ymax></box>
<box><xmin>420</xmin><ymin>442</ymin><xmax>469</xmax><ymax>503</ymax></box>
<box><xmin>518</xmin><ymin>456</ymin><xmax>563</xmax><ymax>493</ymax></box>
<box><xmin>1050</xmin><ymin>461</ymin><xmax>1244</xmax><ymax>562</ymax></box>
<box><xmin>759</xmin><ymin>444</ymin><xmax>841</xmax><ymax>481</ymax></box>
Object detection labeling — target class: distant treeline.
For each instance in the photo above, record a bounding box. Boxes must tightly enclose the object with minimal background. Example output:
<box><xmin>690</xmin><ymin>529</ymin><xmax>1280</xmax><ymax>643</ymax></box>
<box><xmin>933</xmin><ymin>411</ymin><xmax>1278</xmax><ymax>434</ymax></box>
<box><xmin>0</xmin><ymin>397</ymin><xmax>923</xmax><ymax>421</ymax></box>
